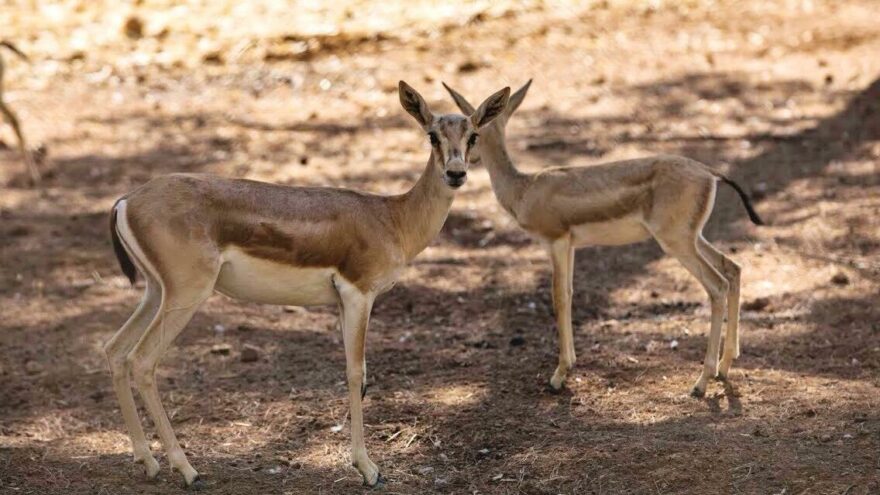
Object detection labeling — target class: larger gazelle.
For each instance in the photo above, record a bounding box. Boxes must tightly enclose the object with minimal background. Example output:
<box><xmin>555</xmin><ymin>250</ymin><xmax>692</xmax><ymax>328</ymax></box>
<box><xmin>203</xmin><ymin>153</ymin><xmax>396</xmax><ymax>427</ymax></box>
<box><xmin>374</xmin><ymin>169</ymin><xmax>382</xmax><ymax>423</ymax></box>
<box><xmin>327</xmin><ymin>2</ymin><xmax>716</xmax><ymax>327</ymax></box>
<box><xmin>104</xmin><ymin>82</ymin><xmax>510</xmax><ymax>488</ymax></box>
<box><xmin>444</xmin><ymin>81</ymin><xmax>763</xmax><ymax>397</ymax></box>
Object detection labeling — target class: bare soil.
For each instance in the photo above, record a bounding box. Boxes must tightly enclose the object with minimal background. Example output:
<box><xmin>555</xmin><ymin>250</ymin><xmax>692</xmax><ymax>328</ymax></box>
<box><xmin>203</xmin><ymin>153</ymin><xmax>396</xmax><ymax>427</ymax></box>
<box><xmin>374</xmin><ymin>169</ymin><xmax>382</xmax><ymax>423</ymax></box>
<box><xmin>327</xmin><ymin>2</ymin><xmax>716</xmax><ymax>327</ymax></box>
<box><xmin>1</xmin><ymin>1</ymin><xmax>879</xmax><ymax>494</ymax></box>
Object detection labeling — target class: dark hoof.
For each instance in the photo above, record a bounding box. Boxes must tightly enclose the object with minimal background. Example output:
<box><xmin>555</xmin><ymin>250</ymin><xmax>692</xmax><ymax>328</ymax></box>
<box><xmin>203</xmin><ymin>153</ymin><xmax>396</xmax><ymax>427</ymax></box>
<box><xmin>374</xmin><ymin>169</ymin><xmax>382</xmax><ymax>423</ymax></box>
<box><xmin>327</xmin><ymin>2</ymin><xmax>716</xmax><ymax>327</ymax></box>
<box><xmin>715</xmin><ymin>373</ymin><xmax>728</xmax><ymax>382</ymax></box>
<box><xmin>365</xmin><ymin>473</ymin><xmax>386</xmax><ymax>489</ymax></box>
<box><xmin>690</xmin><ymin>387</ymin><xmax>706</xmax><ymax>398</ymax></box>
<box><xmin>186</xmin><ymin>475</ymin><xmax>206</xmax><ymax>491</ymax></box>
<box><xmin>361</xmin><ymin>383</ymin><xmax>369</xmax><ymax>400</ymax></box>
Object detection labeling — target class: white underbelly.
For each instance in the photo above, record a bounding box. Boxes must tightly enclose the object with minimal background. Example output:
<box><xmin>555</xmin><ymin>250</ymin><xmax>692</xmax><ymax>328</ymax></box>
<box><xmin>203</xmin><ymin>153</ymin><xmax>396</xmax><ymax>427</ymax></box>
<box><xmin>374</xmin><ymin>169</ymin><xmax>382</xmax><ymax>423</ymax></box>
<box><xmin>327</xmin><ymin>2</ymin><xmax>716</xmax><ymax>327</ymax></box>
<box><xmin>215</xmin><ymin>248</ymin><xmax>338</xmax><ymax>306</ymax></box>
<box><xmin>571</xmin><ymin>215</ymin><xmax>651</xmax><ymax>247</ymax></box>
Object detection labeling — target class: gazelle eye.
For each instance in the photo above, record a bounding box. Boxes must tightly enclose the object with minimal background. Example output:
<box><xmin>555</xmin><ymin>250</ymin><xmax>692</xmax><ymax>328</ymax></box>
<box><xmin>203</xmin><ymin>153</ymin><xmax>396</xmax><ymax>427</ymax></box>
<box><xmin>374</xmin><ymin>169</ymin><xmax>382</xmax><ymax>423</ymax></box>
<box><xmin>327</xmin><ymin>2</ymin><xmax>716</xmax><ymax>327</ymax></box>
<box><xmin>428</xmin><ymin>132</ymin><xmax>440</xmax><ymax>147</ymax></box>
<box><xmin>467</xmin><ymin>133</ymin><xmax>479</xmax><ymax>147</ymax></box>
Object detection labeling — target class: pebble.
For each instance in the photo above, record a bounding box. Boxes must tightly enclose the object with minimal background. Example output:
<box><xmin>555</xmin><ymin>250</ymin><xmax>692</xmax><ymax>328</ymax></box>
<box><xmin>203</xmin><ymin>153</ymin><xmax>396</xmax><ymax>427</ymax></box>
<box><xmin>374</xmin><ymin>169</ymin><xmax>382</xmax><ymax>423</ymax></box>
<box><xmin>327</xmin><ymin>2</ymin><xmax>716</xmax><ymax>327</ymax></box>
<box><xmin>743</xmin><ymin>297</ymin><xmax>770</xmax><ymax>311</ymax></box>
<box><xmin>241</xmin><ymin>344</ymin><xmax>260</xmax><ymax>363</ymax></box>
<box><xmin>24</xmin><ymin>360</ymin><xmax>43</xmax><ymax>375</ymax></box>
<box><xmin>210</xmin><ymin>343</ymin><xmax>231</xmax><ymax>355</ymax></box>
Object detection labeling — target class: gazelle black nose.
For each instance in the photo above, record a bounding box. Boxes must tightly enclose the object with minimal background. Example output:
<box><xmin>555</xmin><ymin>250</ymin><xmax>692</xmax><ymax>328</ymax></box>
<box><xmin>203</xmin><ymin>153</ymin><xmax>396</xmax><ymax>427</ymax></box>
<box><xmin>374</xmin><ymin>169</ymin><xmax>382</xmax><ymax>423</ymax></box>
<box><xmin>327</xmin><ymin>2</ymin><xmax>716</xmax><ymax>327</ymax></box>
<box><xmin>446</xmin><ymin>170</ymin><xmax>466</xmax><ymax>180</ymax></box>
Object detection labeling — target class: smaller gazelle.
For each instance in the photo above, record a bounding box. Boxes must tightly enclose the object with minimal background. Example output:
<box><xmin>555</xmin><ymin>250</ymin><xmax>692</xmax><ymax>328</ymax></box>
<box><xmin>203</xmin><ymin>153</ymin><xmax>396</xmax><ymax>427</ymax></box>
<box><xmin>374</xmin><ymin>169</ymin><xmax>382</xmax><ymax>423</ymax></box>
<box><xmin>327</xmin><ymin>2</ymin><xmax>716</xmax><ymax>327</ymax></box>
<box><xmin>444</xmin><ymin>81</ymin><xmax>763</xmax><ymax>397</ymax></box>
<box><xmin>105</xmin><ymin>82</ymin><xmax>510</xmax><ymax>488</ymax></box>
<box><xmin>0</xmin><ymin>41</ymin><xmax>39</xmax><ymax>184</ymax></box>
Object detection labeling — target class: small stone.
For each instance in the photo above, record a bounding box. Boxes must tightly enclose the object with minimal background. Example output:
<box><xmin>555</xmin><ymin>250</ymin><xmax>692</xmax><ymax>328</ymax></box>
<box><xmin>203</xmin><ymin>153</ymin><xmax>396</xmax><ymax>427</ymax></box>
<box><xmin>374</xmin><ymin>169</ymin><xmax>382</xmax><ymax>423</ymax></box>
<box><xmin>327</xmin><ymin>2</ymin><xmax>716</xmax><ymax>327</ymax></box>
<box><xmin>831</xmin><ymin>272</ymin><xmax>849</xmax><ymax>286</ymax></box>
<box><xmin>123</xmin><ymin>16</ymin><xmax>144</xmax><ymax>39</ymax></box>
<box><xmin>8</xmin><ymin>225</ymin><xmax>29</xmax><ymax>237</ymax></box>
<box><xmin>752</xmin><ymin>426</ymin><xmax>769</xmax><ymax>437</ymax></box>
<box><xmin>210</xmin><ymin>343</ymin><xmax>231</xmax><ymax>355</ymax></box>
<box><xmin>241</xmin><ymin>345</ymin><xmax>260</xmax><ymax>363</ymax></box>
<box><xmin>669</xmin><ymin>339</ymin><xmax>679</xmax><ymax>350</ymax></box>
<box><xmin>458</xmin><ymin>60</ymin><xmax>483</xmax><ymax>73</ymax></box>
<box><xmin>418</xmin><ymin>466</ymin><xmax>434</xmax><ymax>475</ymax></box>
<box><xmin>743</xmin><ymin>297</ymin><xmax>770</xmax><ymax>311</ymax></box>
<box><xmin>24</xmin><ymin>360</ymin><xmax>43</xmax><ymax>375</ymax></box>
<box><xmin>202</xmin><ymin>51</ymin><xmax>224</xmax><ymax>65</ymax></box>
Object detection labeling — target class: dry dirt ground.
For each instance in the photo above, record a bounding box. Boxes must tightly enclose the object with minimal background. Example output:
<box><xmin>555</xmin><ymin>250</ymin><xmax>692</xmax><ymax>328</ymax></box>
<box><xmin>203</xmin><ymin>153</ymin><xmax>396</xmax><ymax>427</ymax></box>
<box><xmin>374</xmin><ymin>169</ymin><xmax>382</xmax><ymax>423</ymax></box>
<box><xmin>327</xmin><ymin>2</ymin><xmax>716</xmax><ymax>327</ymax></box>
<box><xmin>1</xmin><ymin>1</ymin><xmax>879</xmax><ymax>494</ymax></box>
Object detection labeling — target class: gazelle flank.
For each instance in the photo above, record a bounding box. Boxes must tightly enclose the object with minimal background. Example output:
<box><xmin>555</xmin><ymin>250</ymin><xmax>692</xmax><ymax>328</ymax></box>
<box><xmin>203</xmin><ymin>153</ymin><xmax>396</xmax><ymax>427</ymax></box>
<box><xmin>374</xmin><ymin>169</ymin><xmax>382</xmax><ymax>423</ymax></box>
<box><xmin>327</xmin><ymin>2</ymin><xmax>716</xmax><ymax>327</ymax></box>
<box><xmin>444</xmin><ymin>80</ymin><xmax>763</xmax><ymax>398</ymax></box>
<box><xmin>104</xmin><ymin>82</ymin><xmax>510</xmax><ymax>488</ymax></box>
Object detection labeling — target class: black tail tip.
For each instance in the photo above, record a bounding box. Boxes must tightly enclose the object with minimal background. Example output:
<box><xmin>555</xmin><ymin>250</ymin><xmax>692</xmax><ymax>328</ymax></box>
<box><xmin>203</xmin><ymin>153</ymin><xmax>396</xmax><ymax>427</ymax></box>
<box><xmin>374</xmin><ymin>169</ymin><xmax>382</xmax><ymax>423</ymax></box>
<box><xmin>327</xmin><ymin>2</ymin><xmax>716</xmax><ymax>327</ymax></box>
<box><xmin>750</xmin><ymin>213</ymin><xmax>765</xmax><ymax>226</ymax></box>
<box><xmin>720</xmin><ymin>176</ymin><xmax>765</xmax><ymax>227</ymax></box>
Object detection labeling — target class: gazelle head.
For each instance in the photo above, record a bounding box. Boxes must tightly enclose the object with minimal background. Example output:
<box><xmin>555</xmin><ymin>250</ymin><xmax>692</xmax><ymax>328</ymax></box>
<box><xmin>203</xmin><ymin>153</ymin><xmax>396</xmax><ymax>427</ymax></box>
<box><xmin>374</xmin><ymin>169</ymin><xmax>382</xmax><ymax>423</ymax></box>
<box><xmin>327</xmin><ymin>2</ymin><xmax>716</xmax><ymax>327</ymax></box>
<box><xmin>441</xmin><ymin>80</ymin><xmax>532</xmax><ymax>164</ymax></box>
<box><xmin>399</xmin><ymin>81</ymin><xmax>510</xmax><ymax>189</ymax></box>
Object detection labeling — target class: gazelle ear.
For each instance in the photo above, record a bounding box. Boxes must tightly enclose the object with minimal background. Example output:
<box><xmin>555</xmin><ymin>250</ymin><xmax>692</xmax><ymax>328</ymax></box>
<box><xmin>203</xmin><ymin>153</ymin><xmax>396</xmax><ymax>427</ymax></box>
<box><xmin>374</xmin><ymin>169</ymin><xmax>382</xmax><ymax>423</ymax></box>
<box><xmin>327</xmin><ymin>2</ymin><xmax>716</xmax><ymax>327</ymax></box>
<box><xmin>470</xmin><ymin>87</ymin><xmax>510</xmax><ymax>129</ymax></box>
<box><xmin>442</xmin><ymin>82</ymin><xmax>476</xmax><ymax>115</ymax></box>
<box><xmin>505</xmin><ymin>79</ymin><xmax>532</xmax><ymax>118</ymax></box>
<box><xmin>398</xmin><ymin>81</ymin><xmax>434</xmax><ymax>129</ymax></box>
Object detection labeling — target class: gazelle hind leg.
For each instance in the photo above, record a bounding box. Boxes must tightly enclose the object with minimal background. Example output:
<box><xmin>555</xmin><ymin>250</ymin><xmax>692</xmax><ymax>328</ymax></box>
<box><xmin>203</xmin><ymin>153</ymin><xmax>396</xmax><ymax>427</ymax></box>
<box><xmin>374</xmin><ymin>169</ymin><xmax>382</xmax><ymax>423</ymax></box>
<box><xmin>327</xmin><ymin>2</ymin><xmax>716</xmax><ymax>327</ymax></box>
<box><xmin>654</xmin><ymin>234</ymin><xmax>729</xmax><ymax>397</ymax></box>
<box><xmin>103</xmin><ymin>279</ymin><xmax>161</xmax><ymax>478</ymax></box>
<box><xmin>697</xmin><ymin>236</ymin><xmax>742</xmax><ymax>379</ymax></box>
<box><xmin>128</xmin><ymin>275</ymin><xmax>217</xmax><ymax>488</ymax></box>
<box><xmin>0</xmin><ymin>99</ymin><xmax>39</xmax><ymax>184</ymax></box>
<box><xmin>548</xmin><ymin>235</ymin><xmax>576</xmax><ymax>390</ymax></box>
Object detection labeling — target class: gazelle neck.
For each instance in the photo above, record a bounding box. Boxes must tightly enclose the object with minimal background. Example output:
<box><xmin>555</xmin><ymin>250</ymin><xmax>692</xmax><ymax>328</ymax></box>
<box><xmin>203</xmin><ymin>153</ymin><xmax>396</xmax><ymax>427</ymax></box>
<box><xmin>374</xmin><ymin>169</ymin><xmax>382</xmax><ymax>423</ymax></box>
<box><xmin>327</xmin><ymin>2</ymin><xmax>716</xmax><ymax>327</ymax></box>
<box><xmin>393</xmin><ymin>152</ymin><xmax>455</xmax><ymax>260</ymax></box>
<box><xmin>480</xmin><ymin>127</ymin><xmax>527</xmax><ymax>211</ymax></box>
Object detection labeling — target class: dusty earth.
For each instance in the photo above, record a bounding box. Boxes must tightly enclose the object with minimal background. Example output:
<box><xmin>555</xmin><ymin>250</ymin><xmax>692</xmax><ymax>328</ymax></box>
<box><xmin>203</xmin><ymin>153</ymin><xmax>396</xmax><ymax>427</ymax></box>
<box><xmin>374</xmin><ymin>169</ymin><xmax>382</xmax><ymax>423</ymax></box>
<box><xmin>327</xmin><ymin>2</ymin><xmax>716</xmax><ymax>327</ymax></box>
<box><xmin>1</xmin><ymin>1</ymin><xmax>879</xmax><ymax>494</ymax></box>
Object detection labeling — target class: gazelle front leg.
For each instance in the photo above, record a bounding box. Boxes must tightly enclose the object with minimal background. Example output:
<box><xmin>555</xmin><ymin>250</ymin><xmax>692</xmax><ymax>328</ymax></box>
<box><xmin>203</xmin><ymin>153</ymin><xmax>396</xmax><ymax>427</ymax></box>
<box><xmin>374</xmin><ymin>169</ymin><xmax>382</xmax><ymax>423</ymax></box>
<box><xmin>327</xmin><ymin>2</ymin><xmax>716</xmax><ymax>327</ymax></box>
<box><xmin>548</xmin><ymin>235</ymin><xmax>576</xmax><ymax>390</ymax></box>
<box><xmin>337</xmin><ymin>301</ymin><xmax>368</xmax><ymax>400</ymax></box>
<box><xmin>334</xmin><ymin>277</ymin><xmax>382</xmax><ymax>486</ymax></box>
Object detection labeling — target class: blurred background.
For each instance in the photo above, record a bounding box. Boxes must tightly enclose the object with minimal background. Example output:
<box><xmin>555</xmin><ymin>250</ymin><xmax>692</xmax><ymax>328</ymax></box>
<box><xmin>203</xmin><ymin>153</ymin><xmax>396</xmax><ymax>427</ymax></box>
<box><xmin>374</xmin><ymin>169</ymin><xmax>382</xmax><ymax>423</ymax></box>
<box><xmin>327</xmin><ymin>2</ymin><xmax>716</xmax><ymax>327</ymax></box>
<box><xmin>1</xmin><ymin>1</ymin><xmax>878</xmax><ymax>494</ymax></box>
